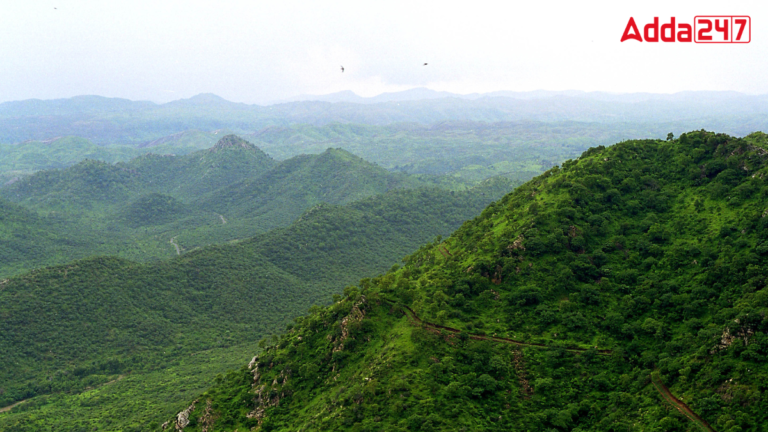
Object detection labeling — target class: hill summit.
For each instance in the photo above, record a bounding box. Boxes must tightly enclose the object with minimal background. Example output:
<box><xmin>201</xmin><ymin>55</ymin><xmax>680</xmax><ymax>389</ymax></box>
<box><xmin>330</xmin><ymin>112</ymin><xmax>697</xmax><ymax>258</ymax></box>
<box><xmin>210</xmin><ymin>134</ymin><xmax>258</xmax><ymax>152</ymax></box>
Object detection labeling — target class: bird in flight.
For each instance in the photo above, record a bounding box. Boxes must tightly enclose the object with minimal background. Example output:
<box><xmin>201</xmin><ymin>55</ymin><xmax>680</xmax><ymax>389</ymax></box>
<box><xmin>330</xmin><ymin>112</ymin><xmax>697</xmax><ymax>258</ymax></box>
<box><xmin>423</xmin><ymin>63</ymin><xmax>428</xmax><ymax>66</ymax></box>
<box><xmin>340</xmin><ymin>66</ymin><xmax>345</xmax><ymax>73</ymax></box>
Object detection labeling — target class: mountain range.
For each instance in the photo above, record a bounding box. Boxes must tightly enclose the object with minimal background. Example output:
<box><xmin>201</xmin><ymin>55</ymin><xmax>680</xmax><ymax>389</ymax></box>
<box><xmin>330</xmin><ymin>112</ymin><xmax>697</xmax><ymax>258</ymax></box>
<box><xmin>2</xmin><ymin>90</ymin><xmax>768</xmax><ymax>145</ymax></box>
<box><xmin>4</xmin><ymin>135</ymin><xmax>498</xmax><ymax>278</ymax></box>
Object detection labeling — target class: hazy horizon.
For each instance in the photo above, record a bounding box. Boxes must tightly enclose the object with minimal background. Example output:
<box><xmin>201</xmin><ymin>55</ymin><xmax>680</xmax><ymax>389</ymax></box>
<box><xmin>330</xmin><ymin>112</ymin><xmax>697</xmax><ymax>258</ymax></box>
<box><xmin>2</xmin><ymin>87</ymin><xmax>767</xmax><ymax>108</ymax></box>
<box><xmin>2</xmin><ymin>1</ymin><xmax>767</xmax><ymax>105</ymax></box>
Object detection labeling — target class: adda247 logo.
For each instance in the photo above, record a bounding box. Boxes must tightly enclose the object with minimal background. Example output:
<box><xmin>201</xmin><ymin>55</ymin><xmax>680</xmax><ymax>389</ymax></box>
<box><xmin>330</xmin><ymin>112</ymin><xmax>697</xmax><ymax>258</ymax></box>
<box><xmin>621</xmin><ymin>16</ymin><xmax>751</xmax><ymax>43</ymax></box>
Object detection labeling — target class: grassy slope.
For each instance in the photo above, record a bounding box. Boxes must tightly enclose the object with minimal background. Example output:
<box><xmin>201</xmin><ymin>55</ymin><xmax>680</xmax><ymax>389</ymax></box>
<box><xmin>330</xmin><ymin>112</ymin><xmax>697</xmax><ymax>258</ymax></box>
<box><xmin>175</xmin><ymin>131</ymin><xmax>768</xmax><ymax>432</ymax></box>
<box><xmin>0</xmin><ymin>182</ymin><xmax>510</xmax><ymax>432</ymax></box>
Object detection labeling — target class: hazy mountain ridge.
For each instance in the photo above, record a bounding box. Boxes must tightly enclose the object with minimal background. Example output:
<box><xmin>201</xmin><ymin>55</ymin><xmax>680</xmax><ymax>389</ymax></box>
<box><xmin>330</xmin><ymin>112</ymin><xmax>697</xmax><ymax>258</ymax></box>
<box><xmin>2</xmin><ymin>91</ymin><xmax>768</xmax><ymax>145</ymax></box>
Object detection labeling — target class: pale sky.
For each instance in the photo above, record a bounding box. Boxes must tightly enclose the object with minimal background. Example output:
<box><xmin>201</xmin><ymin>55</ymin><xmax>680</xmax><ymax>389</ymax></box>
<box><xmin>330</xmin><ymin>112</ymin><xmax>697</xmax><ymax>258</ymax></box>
<box><xmin>1</xmin><ymin>0</ymin><xmax>766</xmax><ymax>104</ymax></box>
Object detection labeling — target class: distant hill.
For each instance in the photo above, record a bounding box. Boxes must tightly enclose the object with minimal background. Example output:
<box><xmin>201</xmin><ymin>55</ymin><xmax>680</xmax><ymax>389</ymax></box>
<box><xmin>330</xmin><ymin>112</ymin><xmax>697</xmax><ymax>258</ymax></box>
<box><xmin>0</xmin><ymin>136</ymin><xmax>459</xmax><ymax>277</ymax></box>
<box><xmin>1</xmin><ymin>135</ymin><xmax>275</xmax><ymax>208</ymax></box>
<box><xmin>2</xmin><ymin>91</ymin><xmax>768</xmax><ymax>144</ymax></box>
<box><xmin>137</xmin><ymin>129</ymin><xmax>235</xmax><ymax>149</ymax></box>
<box><xmin>0</xmin><ymin>132</ymin><xmax>246</xmax><ymax>185</ymax></box>
<box><xmin>245</xmin><ymin>121</ymin><xmax>672</xmax><ymax>182</ymax></box>
<box><xmin>198</xmin><ymin>147</ymin><xmax>422</xmax><ymax>230</ymax></box>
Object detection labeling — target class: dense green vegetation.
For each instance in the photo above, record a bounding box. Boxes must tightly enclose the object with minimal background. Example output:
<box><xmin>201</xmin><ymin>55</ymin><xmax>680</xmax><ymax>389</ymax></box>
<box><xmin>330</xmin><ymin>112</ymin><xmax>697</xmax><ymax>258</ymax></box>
<box><xmin>0</xmin><ymin>136</ymin><xmax>447</xmax><ymax>278</ymax></box>
<box><xmin>0</xmin><ymin>182</ymin><xmax>509</xmax><ymax>431</ymax></box>
<box><xmin>0</xmin><ymin>197</ymin><xmax>139</xmax><ymax>277</ymax></box>
<box><xmin>170</xmin><ymin>130</ymin><xmax>768</xmax><ymax>431</ymax></box>
<box><xmin>0</xmin><ymin>137</ymin><xmax>141</xmax><ymax>184</ymax></box>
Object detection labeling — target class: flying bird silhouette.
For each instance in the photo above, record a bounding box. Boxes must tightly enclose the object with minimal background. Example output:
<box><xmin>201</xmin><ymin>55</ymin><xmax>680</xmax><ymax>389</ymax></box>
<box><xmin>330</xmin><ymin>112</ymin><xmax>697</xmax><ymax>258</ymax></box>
<box><xmin>340</xmin><ymin>66</ymin><xmax>344</xmax><ymax>73</ymax></box>
<box><xmin>423</xmin><ymin>63</ymin><xmax>428</xmax><ymax>66</ymax></box>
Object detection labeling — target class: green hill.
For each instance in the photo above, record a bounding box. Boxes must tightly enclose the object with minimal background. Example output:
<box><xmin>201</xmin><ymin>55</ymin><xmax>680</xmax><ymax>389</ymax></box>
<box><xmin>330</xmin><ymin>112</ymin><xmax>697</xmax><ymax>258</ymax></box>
<box><xmin>197</xmin><ymin>147</ymin><xmax>423</xmax><ymax>232</ymax></box>
<box><xmin>167</xmin><ymin>130</ymin><xmax>768</xmax><ymax>432</ymax></box>
<box><xmin>0</xmin><ymin>132</ymin><xmax>251</xmax><ymax>185</ymax></box>
<box><xmin>2</xmin><ymin>135</ymin><xmax>276</xmax><ymax>209</ymax></box>
<box><xmin>0</xmin><ymin>136</ymin><xmax>436</xmax><ymax>276</ymax></box>
<box><xmin>0</xmin><ymin>197</ymin><xmax>139</xmax><ymax>276</ymax></box>
<box><xmin>0</xmin><ymin>181</ymin><xmax>511</xmax><ymax>432</ymax></box>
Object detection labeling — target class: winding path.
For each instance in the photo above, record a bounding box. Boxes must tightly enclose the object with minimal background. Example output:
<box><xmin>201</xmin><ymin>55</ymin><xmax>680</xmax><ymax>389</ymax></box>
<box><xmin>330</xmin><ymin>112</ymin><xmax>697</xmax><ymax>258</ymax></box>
<box><xmin>651</xmin><ymin>373</ymin><xmax>716</xmax><ymax>432</ymax></box>
<box><xmin>170</xmin><ymin>237</ymin><xmax>181</xmax><ymax>255</ymax></box>
<box><xmin>0</xmin><ymin>399</ymin><xmax>26</xmax><ymax>414</ymax></box>
<box><xmin>387</xmin><ymin>300</ymin><xmax>612</xmax><ymax>355</ymax></box>
<box><xmin>0</xmin><ymin>375</ymin><xmax>125</xmax><ymax>415</ymax></box>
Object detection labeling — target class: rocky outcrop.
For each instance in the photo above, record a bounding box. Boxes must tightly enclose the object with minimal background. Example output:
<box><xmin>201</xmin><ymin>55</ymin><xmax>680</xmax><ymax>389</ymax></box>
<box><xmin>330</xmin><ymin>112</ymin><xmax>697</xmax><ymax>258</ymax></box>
<box><xmin>333</xmin><ymin>296</ymin><xmax>367</xmax><ymax>352</ymax></box>
<box><xmin>210</xmin><ymin>135</ymin><xmax>256</xmax><ymax>152</ymax></box>
<box><xmin>174</xmin><ymin>400</ymin><xmax>197</xmax><ymax>430</ymax></box>
<box><xmin>711</xmin><ymin>319</ymin><xmax>755</xmax><ymax>353</ymax></box>
<box><xmin>507</xmin><ymin>234</ymin><xmax>525</xmax><ymax>251</ymax></box>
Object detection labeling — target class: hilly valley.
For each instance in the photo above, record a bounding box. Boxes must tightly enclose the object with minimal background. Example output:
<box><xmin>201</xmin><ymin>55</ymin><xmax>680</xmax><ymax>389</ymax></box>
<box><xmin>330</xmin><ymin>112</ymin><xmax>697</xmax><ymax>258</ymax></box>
<box><xmin>3</xmin><ymin>125</ymin><xmax>768</xmax><ymax>432</ymax></box>
<box><xmin>0</xmin><ymin>170</ymin><xmax>512</xmax><ymax>431</ymax></box>
<box><xmin>0</xmin><ymin>135</ymin><xmax>454</xmax><ymax>278</ymax></box>
<box><xmin>159</xmin><ymin>130</ymin><xmax>768</xmax><ymax>432</ymax></box>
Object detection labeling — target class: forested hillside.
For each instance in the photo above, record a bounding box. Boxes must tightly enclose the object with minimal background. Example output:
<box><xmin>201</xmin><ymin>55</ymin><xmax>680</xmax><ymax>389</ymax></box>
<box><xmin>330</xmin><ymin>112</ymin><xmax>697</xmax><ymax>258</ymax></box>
<box><xmin>0</xmin><ymin>197</ymin><xmax>125</xmax><ymax>277</ymax></box>
<box><xmin>0</xmin><ymin>136</ymin><xmax>438</xmax><ymax>277</ymax></box>
<box><xmin>171</xmin><ymin>130</ymin><xmax>768</xmax><ymax>432</ymax></box>
<box><xmin>0</xmin><ymin>132</ymin><xmax>242</xmax><ymax>184</ymax></box>
<box><xmin>0</xmin><ymin>181</ymin><xmax>509</xmax><ymax>432</ymax></box>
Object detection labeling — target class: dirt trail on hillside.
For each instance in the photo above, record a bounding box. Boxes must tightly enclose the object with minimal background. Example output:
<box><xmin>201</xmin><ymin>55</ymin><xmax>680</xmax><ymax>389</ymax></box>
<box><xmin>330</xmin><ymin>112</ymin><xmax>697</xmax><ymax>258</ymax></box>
<box><xmin>0</xmin><ymin>399</ymin><xmax>26</xmax><ymax>413</ymax></box>
<box><xmin>170</xmin><ymin>237</ymin><xmax>181</xmax><ymax>255</ymax></box>
<box><xmin>389</xmin><ymin>301</ymin><xmax>612</xmax><ymax>355</ymax></box>
<box><xmin>216</xmin><ymin>213</ymin><xmax>227</xmax><ymax>224</ymax></box>
<box><xmin>651</xmin><ymin>374</ymin><xmax>717</xmax><ymax>432</ymax></box>
<box><xmin>0</xmin><ymin>375</ymin><xmax>126</xmax><ymax>414</ymax></box>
